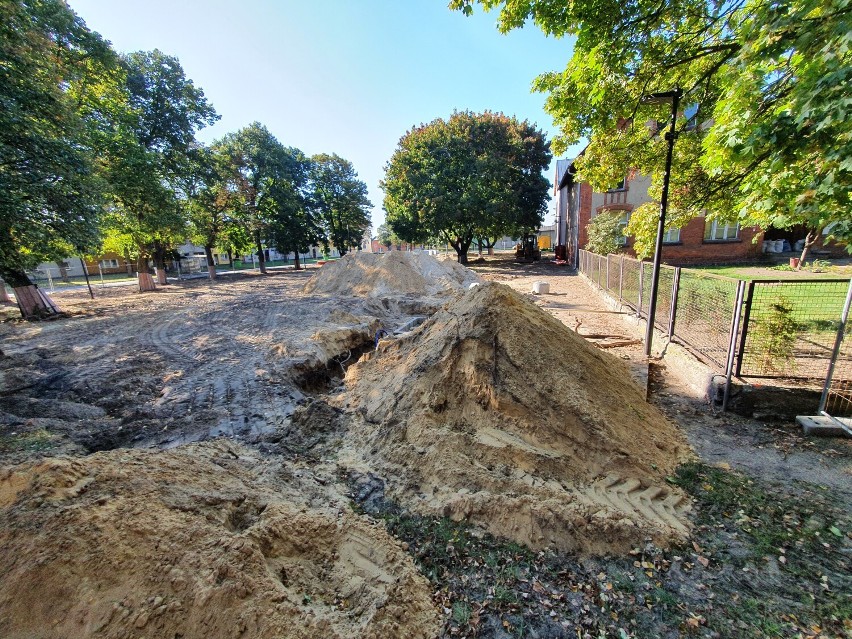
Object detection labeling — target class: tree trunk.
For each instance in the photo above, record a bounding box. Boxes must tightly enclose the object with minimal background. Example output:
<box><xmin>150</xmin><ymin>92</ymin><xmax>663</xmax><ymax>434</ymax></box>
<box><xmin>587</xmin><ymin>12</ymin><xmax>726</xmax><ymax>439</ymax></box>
<box><xmin>152</xmin><ymin>245</ymin><xmax>168</xmax><ymax>285</ymax></box>
<box><xmin>205</xmin><ymin>245</ymin><xmax>217</xmax><ymax>281</ymax></box>
<box><xmin>797</xmin><ymin>230</ymin><xmax>818</xmax><ymax>270</ymax></box>
<box><xmin>453</xmin><ymin>237</ymin><xmax>472</xmax><ymax>265</ymax></box>
<box><xmin>137</xmin><ymin>256</ymin><xmax>156</xmax><ymax>292</ymax></box>
<box><xmin>294</xmin><ymin>252</ymin><xmax>301</xmax><ymax>270</ymax></box>
<box><xmin>124</xmin><ymin>249</ymin><xmax>134</xmax><ymax>275</ymax></box>
<box><xmin>58</xmin><ymin>262</ymin><xmax>70</xmax><ymax>283</ymax></box>
<box><xmin>0</xmin><ymin>278</ymin><xmax>10</xmax><ymax>303</ymax></box>
<box><xmin>254</xmin><ymin>233</ymin><xmax>267</xmax><ymax>274</ymax></box>
<box><xmin>0</xmin><ymin>268</ymin><xmax>59</xmax><ymax>319</ymax></box>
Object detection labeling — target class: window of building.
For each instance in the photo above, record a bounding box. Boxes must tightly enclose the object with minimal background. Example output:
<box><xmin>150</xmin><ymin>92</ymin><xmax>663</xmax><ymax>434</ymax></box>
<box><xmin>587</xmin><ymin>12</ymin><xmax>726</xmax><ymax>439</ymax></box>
<box><xmin>99</xmin><ymin>259</ymin><xmax>119</xmax><ymax>269</ymax></box>
<box><xmin>616</xmin><ymin>212</ymin><xmax>630</xmax><ymax>245</ymax></box>
<box><xmin>663</xmin><ymin>227</ymin><xmax>681</xmax><ymax>243</ymax></box>
<box><xmin>608</xmin><ymin>176</ymin><xmax>627</xmax><ymax>191</ymax></box>
<box><xmin>704</xmin><ymin>220</ymin><xmax>739</xmax><ymax>241</ymax></box>
<box><xmin>684</xmin><ymin>103</ymin><xmax>700</xmax><ymax>131</ymax></box>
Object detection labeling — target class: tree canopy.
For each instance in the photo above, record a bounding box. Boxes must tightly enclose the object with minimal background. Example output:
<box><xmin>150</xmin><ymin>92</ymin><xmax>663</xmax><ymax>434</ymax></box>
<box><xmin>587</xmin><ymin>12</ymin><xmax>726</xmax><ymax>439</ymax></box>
<box><xmin>215</xmin><ymin>123</ymin><xmax>311</xmax><ymax>273</ymax></box>
<box><xmin>452</xmin><ymin>0</ymin><xmax>852</xmax><ymax>257</ymax></box>
<box><xmin>381</xmin><ymin>111</ymin><xmax>551</xmax><ymax>263</ymax></box>
<box><xmin>0</xmin><ymin>0</ymin><xmax>116</xmax><ymax>290</ymax></box>
<box><xmin>310</xmin><ymin>154</ymin><xmax>372</xmax><ymax>256</ymax></box>
<box><xmin>103</xmin><ymin>49</ymin><xmax>218</xmax><ymax>284</ymax></box>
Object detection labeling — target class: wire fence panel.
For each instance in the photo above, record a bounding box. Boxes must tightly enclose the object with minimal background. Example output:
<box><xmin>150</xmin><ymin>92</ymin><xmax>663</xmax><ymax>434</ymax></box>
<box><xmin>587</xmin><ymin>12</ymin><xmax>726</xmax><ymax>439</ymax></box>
<box><xmin>652</xmin><ymin>265</ymin><xmax>676</xmax><ymax>333</ymax></box>
<box><xmin>672</xmin><ymin>270</ymin><xmax>740</xmax><ymax>368</ymax></box>
<box><xmin>620</xmin><ymin>257</ymin><xmax>642</xmax><ymax>312</ymax></box>
<box><xmin>738</xmin><ymin>280</ymin><xmax>851</xmax><ymax>380</ymax></box>
<box><xmin>824</xmin><ymin>322</ymin><xmax>852</xmax><ymax>417</ymax></box>
<box><xmin>577</xmin><ymin>250</ymin><xmax>851</xmax><ymax>386</ymax></box>
<box><xmin>606</xmin><ymin>254</ymin><xmax>619</xmax><ymax>294</ymax></box>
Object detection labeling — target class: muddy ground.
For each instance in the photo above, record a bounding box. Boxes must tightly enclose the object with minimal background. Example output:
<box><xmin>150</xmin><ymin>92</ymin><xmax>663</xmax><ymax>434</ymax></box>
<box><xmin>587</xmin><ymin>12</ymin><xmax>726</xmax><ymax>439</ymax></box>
<box><xmin>0</xmin><ymin>253</ymin><xmax>850</xmax><ymax>638</ymax></box>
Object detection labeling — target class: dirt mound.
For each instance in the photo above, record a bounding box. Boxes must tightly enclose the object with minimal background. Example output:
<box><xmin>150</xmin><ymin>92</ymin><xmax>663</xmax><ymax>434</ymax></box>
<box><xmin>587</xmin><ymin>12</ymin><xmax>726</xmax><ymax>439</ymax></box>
<box><xmin>342</xmin><ymin>282</ymin><xmax>693</xmax><ymax>554</ymax></box>
<box><xmin>304</xmin><ymin>251</ymin><xmax>480</xmax><ymax>298</ymax></box>
<box><xmin>0</xmin><ymin>441</ymin><xmax>439</xmax><ymax>639</ymax></box>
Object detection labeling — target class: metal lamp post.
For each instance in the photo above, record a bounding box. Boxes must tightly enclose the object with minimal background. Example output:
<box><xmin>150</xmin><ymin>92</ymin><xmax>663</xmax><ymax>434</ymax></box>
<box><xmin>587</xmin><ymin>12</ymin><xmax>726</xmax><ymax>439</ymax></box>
<box><xmin>641</xmin><ymin>88</ymin><xmax>682</xmax><ymax>357</ymax></box>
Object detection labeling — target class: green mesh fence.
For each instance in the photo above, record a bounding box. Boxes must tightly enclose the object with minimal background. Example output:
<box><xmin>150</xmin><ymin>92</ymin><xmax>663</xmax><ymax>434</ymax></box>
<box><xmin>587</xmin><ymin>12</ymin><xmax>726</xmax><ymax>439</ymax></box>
<box><xmin>738</xmin><ymin>279</ymin><xmax>851</xmax><ymax>380</ymax></box>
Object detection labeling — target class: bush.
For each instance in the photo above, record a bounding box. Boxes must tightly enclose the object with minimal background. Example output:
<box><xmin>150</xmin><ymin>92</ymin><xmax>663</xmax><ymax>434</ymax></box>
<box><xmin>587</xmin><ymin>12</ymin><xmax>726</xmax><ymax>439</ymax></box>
<box><xmin>585</xmin><ymin>210</ymin><xmax>626</xmax><ymax>255</ymax></box>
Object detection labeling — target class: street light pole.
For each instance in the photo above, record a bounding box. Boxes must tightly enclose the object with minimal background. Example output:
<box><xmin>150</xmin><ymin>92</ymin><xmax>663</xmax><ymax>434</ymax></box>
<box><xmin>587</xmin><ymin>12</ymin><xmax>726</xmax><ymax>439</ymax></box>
<box><xmin>641</xmin><ymin>88</ymin><xmax>682</xmax><ymax>357</ymax></box>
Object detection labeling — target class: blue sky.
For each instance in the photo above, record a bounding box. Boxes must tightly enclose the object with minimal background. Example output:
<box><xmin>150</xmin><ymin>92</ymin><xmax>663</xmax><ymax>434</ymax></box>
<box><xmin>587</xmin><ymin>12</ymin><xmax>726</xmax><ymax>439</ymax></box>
<box><xmin>69</xmin><ymin>0</ymin><xmax>580</xmax><ymax>230</ymax></box>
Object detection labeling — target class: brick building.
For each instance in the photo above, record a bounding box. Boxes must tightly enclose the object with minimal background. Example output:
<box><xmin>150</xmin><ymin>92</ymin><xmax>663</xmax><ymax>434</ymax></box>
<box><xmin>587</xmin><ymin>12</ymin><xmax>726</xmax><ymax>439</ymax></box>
<box><xmin>555</xmin><ymin>157</ymin><xmax>764</xmax><ymax>267</ymax></box>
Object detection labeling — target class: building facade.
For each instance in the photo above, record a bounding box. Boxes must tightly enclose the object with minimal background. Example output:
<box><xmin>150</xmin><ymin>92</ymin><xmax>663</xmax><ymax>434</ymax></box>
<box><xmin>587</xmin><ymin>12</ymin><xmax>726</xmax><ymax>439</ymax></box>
<box><xmin>555</xmin><ymin>158</ymin><xmax>764</xmax><ymax>267</ymax></box>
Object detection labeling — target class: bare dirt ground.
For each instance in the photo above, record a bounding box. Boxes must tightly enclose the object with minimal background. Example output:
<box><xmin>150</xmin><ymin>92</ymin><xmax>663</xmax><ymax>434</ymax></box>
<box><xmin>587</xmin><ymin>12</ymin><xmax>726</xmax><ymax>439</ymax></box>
<box><xmin>0</xmin><ymin>252</ymin><xmax>850</xmax><ymax>639</ymax></box>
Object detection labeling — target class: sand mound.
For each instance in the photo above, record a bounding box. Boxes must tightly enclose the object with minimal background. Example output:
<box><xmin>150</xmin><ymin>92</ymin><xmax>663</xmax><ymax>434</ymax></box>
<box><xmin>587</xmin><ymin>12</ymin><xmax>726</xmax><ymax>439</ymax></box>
<box><xmin>342</xmin><ymin>283</ymin><xmax>693</xmax><ymax>554</ymax></box>
<box><xmin>304</xmin><ymin>251</ymin><xmax>480</xmax><ymax>298</ymax></box>
<box><xmin>0</xmin><ymin>441</ymin><xmax>439</xmax><ymax>639</ymax></box>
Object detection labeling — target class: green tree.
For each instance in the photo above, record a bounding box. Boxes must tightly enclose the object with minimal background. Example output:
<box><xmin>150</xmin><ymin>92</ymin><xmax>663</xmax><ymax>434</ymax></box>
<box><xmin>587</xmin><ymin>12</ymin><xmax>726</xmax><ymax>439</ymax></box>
<box><xmin>181</xmin><ymin>145</ymin><xmax>234</xmax><ymax>280</ymax></box>
<box><xmin>0</xmin><ymin>0</ymin><xmax>117</xmax><ymax>317</ymax></box>
<box><xmin>585</xmin><ymin>210</ymin><xmax>627</xmax><ymax>256</ymax></box>
<box><xmin>452</xmin><ymin>0</ymin><xmax>852</xmax><ymax>264</ymax></box>
<box><xmin>310</xmin><ymin>154</ymin><xmax>372</xmax><ymax>256</ymax></box>
<box><xmin>267</xmin><ymin>151</ymin><xmax>316</xmax><ymax>270</ymax></box>
<box><xmin>376</xmin><ymin>223</ymin><xmax>400</xmax><ymax>250</ymax></box>
<box><xmin>104</xmin><ymin>49</ymin><xmax>218</xmax><ymax>289</ymax></box>
<box><xmin>215</xmin><ymin>123</ymin><xmax>307</xmax><ymax>274</ymax></box>
<box><xmin>381</xmin><ymin>111</ymin><xmax>551</xmax><ymax>264</ymax></box>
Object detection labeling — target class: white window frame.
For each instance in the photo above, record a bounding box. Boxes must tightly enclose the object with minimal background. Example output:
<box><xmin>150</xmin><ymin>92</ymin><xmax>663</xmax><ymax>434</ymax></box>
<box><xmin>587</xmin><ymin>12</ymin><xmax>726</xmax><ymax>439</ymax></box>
<box><xmin>663</xmin><ymin>227</ymin><xmax>681</xmax><ymax>243</ymax></box>
<box><xmin>99</xmin><ymin>259</ymin><xmax>119</xmax><ymax>269</ymax></box>
<box><xmin>616</xmin><ymin>211</ymin><xmax>630</xmax><ymax>245</ymax></box>
<box><xmin>705</xmin><ymin>220</ymin><xmax>739</xmax><ymax>241</ymax></box>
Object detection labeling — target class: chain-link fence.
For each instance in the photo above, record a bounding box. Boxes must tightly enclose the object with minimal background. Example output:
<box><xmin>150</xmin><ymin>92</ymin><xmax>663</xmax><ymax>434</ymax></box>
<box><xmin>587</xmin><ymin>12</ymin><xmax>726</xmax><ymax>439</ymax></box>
<box><xmin>579</xmin><ymin>251</ymin><xmax>737</xmax><ymax>368</ymax></box>
<box><xmin>818</xmin><ymin>281</ymin><xmax>852</xmax><ymax>418</ymax></box>
<box><xmin>578</xmin><ymin>250</ymin><xmax>851</xmax><ymax>380</ymax></box>
<box><xmin>736</xmin><ymin>280</ymin><xmax>851</xmax><ymax>380</ymax></box>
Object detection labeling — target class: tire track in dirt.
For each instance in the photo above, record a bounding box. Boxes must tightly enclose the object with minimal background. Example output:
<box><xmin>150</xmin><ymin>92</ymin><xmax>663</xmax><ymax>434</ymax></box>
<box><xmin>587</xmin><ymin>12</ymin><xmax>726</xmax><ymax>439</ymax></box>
<box><xmin>586</xmin><ymin>475</ymin><xmax>691</xmax><ymax>535</ymax></box>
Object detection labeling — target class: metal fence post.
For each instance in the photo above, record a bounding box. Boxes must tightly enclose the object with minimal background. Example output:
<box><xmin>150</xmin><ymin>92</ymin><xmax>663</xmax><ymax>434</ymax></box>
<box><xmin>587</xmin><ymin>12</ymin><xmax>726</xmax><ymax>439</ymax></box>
<box><xmin>637</xmin><ymin>261</ymin><xmax>645</xmax><ymax>318</ymax></box>
<box><xmin>618</xmin><ymin>255</ymin><xmax>624</xmax><ymax>302</ymax></box>
<box><xmin>606</xmin><ymin>255</ymin><xmax>610</xmax><ymax>292</ymax></box>
<box><xmin>735</xmin><ymin>281</ymin><xmax>756</xmax><ymax>378</ymax></box>
<box><xmin>819</xmin><ymin>279</ymin><xmax>852</xmax><ymax>413</ymax></box>
<box><xmin>723</xmin><ymin>280</ymin><xmax>747</xmax><ymax>411</ymax></box>
<box><xmin>668</xmin><ymin>267</ymin><xmax>681</xmax><ymax>338</ymax></box>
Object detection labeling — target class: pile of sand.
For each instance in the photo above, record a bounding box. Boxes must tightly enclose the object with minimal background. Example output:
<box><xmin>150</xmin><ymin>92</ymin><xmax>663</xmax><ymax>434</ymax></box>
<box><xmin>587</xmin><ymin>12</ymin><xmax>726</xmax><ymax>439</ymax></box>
<box><xmin>341</xmin><ymin>283</ymin><xmax>693</xmax><ymax>554</ymax></box>
<box><xmin>304</xmin><ymin>251</ymin><xmax>480</xmax><ymax>298</ymax></box>
<box><xmin>0</xmin><ymin>441</ymin><xmax>439</xmax><ymax>639</ymax></box>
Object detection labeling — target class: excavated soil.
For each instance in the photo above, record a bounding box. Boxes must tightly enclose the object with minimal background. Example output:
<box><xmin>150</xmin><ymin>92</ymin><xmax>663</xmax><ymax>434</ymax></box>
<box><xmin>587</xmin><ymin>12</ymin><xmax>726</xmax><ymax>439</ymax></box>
<box><xmin>303</xmin><ymin>250</ymin><xmax>480</xmax><ymax>298</ymax></box>
<box><xmin>340</xmin><ymin>282</ymin><xmax>693</xmax><ymax>554</ymax></box>
<box><xmin>0</xmin><ymin>440</ymin><xmax>439</xmax><ymax>639</ymax></box>
<box><xmin>0</xmin><ymin>253</ymin><xmax>705</xmax><ymax>637</ymax></box>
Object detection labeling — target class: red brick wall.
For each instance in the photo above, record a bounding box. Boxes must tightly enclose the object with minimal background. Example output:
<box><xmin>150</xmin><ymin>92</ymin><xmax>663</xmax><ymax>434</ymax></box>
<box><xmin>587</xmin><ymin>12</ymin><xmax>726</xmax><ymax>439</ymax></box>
<box><xmin>618</xmin><ymin>218</ymin><xmax>762</xmax><ymax>264</ymax></box>
<box><xmin>586</xmin><ymin>212</ymin><xmax>763</xmax><ymax>265</ymax></box>
<box><xmin>660</xmin><ymin>218</ymin><xmax>763</xmax><ymax>265</ymax></box>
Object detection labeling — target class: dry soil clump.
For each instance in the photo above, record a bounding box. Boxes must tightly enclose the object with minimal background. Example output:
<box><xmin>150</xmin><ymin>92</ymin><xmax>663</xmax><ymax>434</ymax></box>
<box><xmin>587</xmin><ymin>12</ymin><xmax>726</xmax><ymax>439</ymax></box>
<box><xmin>342</xmin><ymin>282</ymin><xmax>693</xmax><ymax>554</ymax></box>
<box><xmin>0</xmin><ymin>441</ymin><xmax>439</xmax><ymax>639</ymax></box>
<box><xmin>303</xmin><ymin>251</ymin><xmax>480</xmax><ymax>298</ymax></box>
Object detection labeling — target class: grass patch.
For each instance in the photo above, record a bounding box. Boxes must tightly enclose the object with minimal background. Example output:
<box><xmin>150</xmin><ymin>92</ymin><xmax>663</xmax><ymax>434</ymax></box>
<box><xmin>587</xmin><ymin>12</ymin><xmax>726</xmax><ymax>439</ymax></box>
<box><xmin>0</xmin><ymin>429</ymin><xmax>55</xmax><ymax>453</ymax></box>
<box><xmin>672</xmin><ymin>462</ymin><xmax>852</xmax><ymax>637</ymax></box>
